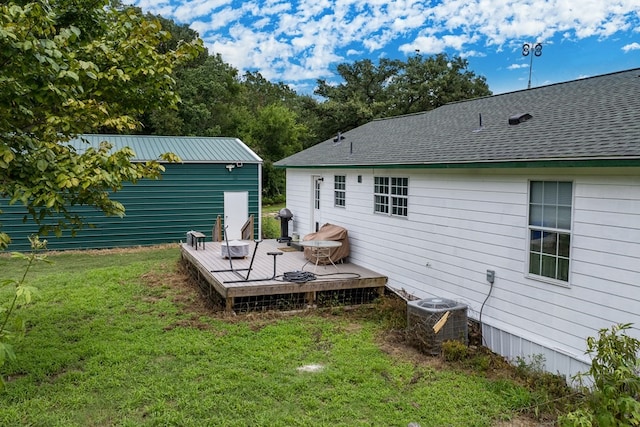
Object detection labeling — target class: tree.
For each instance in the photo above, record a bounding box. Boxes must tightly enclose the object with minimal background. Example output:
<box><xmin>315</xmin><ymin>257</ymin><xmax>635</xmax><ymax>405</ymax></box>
<box><xmin>315</xmin><ymin>58</ymin><xmax>401</xmax><ymax>135</ymax></box>
<box><xmin>146</xmin><ymin>54</ymin><xmax>245</xmax><ymax>136</ymax></box>
<box><xmin>0</xmin><ymin>0</ymin><xmax>201</xmax><ymax>389</ymax></box>
<box><xmin>238</xmin><ymin>71</ymin><xmax>321</xmax><ymax>149</ymax></box>
<box><xmin>0</xmin><ymin>0</ymin><xmax>202</xmax><ymax>247</ymax></box>
<box><xmin>150</xmin><ymin>13</ymin><xmax>208</xmax><ymax>65</ymax></box>
<box><xmin>241</xmin><ymin>104</ymin><xmax>309</xmax><ymax>198</ymax></box>
<box><xmin>313</xmin><ymin>54</ymin><xmax>491</xmax><ymax>137</ymax></box>
<box><xmin>389</xmin><ymin>53</ymin><xmax>491</xmax><ymax>116</ymax></box>
<box><xmin>240</xmin><ymin>71</ymin><xmax>300</xmax><ymax>111</ymax></box>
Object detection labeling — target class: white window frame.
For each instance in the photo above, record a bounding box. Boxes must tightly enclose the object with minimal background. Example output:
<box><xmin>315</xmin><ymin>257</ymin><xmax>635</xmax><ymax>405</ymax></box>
<box><xmin>314</xmin><ymin>178</ymin><xmax>321</xmax><ymax>210</ymax></box>
<box><xmin>334</xmin><ymin>175</ymin><xmax>346</xmax><ymax>208</ymax></box>
<box><xmin>374</xmin><ymin>176</ymin><xmax>408</xmax><ymax>217</ymax></box>
<box><xmin>526</xmin><ymin>180</ymin><xmax>573</xmax><ymax>285</ymax></box>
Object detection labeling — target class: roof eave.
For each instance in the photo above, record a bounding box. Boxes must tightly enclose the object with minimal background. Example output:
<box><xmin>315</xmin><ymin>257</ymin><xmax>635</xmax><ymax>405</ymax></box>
<box><xmin>275</xmin><ymin>157</ymin><xmax>640</xmax><ymax>169</ymax></box>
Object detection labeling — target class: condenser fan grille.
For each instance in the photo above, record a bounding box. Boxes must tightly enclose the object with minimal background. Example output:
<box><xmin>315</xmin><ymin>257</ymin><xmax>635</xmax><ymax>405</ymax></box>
<box><xmin>415</xmin><ymin>298</ymin><xmax>460</xmax><ymax>310</ymax></box>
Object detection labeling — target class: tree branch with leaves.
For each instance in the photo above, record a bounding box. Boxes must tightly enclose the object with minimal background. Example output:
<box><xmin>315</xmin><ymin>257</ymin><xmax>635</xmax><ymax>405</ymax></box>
<box><xmin>0</xmin><ymin>0</ymin><xmax>202</xmax><ymax>388</ymax></box>
<box><xmin>0</xmin><ymin>0</ymin><xmax>202</xmax><ymax>247</ymax></box>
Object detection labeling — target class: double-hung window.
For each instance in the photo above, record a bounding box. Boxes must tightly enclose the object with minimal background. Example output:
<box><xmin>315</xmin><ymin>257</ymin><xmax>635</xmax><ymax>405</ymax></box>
<box><xmin>528</xmin><ymin>181</ymin><xmax>572</xmax><ymax>283</ymax></box>
<box><xmin>334</xmin><ymin>175</ymin><xmax>346</xmax><ymax>207</ymax></box>
<box><xmin>374</xmin><ymin>176</ymin><xmax>408</xmax><ymax>217</ymax></box>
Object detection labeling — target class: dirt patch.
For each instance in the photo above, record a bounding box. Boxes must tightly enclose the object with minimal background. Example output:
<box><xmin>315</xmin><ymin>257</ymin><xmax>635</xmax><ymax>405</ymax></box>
<box><xmin>45</xmin><ymin>243</ymin><xmax>180</xmax><ymax>257</ymax></box>
<box><xmin>376</xmin><ymin>328</ymin><xmax>449</xmax><ymax>370</ymax></box>
<box><xmin>140</xmin><ymin>259</ymin><xmax>219</xmax><ymax>330</ymax></box>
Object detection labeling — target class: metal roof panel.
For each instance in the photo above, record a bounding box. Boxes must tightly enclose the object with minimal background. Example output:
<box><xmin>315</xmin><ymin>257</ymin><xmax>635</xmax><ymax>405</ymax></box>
<box><xmin>69</xmin><ymin>135</ymin><xmax>262</xmax><ymax>163</ymax></box>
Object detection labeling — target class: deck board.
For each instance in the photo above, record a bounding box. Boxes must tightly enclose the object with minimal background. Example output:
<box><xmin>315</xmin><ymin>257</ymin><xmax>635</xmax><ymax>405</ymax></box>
<box><xmin>180</xmin><ymin>239</ymin><xmax>387</xmax><ymax>311</ymax></box>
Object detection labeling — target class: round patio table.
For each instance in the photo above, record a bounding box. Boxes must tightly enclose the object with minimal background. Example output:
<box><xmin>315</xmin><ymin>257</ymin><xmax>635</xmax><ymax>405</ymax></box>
<box><xmin>299</xmin><ymin>240</ymin><xmax>342</xmax><ymax>273</ymax></box>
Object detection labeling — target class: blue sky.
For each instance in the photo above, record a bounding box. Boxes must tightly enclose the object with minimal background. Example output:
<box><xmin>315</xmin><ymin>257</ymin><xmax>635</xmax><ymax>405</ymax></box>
<box><xmin>131</xmin><ymin>0</ymin><xmax>640</xmax><ymax>96</ymax></box>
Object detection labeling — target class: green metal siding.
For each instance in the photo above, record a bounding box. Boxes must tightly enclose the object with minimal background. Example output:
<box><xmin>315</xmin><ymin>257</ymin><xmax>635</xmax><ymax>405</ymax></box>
<box><xmin>1</xmin><ymin>163</ymin><xmax>260</xmax><ymax>251</ymax></box>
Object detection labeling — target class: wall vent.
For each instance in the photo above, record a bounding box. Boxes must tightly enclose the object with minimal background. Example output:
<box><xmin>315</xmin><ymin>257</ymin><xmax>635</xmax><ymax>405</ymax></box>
<box><xmin>406</xmin><ymin>297</ymin><xmax>468</xmax><ymax>355</ymax></box>
<box><xmin>508</xmin><ymin>113</ymin><xmax>533</xmax><ymax>125</ymax></box>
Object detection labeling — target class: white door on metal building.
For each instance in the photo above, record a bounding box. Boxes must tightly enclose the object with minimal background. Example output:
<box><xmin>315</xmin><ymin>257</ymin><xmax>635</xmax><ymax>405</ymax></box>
<box><xmin>224</xmin><ymin>191</ymin><xmax>248</xmax><ymax>240</ymax></box>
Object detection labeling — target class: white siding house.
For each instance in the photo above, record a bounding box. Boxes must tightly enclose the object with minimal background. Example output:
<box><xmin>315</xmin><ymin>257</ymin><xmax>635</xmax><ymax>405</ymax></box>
<box><xmin>275</xmin><ymin>69</ymin><xmax>640</xmax><ymax>380</ymax></box>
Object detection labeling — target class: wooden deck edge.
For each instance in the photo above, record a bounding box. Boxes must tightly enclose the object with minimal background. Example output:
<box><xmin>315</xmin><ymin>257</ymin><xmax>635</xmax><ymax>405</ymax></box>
<box><xmin>181</xmin><ymin>243</ymin><xmax>389</xmax><ymax>313</ymax></box>
<box><xmin>180</xmin><ymin>245</ymin><xmax>228</xmax><ymax>298</ymax></box>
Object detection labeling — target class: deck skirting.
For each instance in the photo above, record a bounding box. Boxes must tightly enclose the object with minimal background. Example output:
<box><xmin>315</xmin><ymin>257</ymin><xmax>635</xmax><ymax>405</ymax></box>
<box><xmin>180</xmin><ymin>240</ymin><xmax>387</xmax><ymax>312</ymax></box>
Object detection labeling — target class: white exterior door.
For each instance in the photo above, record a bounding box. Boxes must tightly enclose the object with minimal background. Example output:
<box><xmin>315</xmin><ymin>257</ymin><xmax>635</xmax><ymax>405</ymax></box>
<box><xmin>224</xmin><ymin>191</ymin><xmax>248</xmax><ymax>240</ymax></box>
<box><xmin>311</xmin><ymin>176</ymin><xmax>323</xmax><ymax>232</ymax></box>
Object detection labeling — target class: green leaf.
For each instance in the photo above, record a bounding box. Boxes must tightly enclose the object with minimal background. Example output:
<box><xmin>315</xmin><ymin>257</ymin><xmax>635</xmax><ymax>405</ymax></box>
<box><xmin>0</xmin><ymin>279</ymin><xmax>18</xmax><ymax>288</ymax></box>
<box><xmin>0</xmin><ymin>341</ymin><xmax>16</xmax><ymax>364</ymax></box>
<box><xmin>16</xmin><ymin>285</ymin><xmax>39</xmax><ymax>304</ymax></box>
<box><xmin>10</xmin><ymin>252</ymin><xmax>29</xmax><ymax>260</ymax></box>
<box><xmin>66</xmin><ymin>70</ymin><xmax>79</xmax><ymax>81</ymax></box>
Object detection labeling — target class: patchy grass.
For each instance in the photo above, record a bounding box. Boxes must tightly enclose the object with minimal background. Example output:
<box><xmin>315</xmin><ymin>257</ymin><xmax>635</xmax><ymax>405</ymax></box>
<box><xmin>0</xmin><ymin>246</ymin><xmax>558</xmax><ymax>426</ymax></box>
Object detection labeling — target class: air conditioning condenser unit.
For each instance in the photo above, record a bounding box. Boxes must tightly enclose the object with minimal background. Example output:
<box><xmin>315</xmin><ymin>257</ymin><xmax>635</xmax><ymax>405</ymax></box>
<box><xmin>406</xmin><ymin>297</ymin><xmax>468</xmax><ymax>355</ymax></box>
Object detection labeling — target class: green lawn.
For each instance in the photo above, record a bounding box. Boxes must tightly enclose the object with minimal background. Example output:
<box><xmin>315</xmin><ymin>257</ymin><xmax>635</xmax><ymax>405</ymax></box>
<box><xmin>262</xmin><ymin>202</ymin><xmax>286</xmax><ymax>215</ymax></box>
<box><xmin>0</xmin><ymin>246</ymin><xmax>534</xmax><ymax>426</ymax></box>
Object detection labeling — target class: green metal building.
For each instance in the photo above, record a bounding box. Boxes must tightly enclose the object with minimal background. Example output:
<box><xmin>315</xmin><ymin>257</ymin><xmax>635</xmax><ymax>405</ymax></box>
<box><xmin>1</xmin><ymin>135</ymin><xmax>263</xmax><ymax>251</ymax></box>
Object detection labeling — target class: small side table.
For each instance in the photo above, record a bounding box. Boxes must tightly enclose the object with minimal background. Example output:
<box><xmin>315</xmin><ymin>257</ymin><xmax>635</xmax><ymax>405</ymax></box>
<box><xmin>188</xmin><ymin>231</ymin><xmax>206</xmax><ymax>250</ymax></box>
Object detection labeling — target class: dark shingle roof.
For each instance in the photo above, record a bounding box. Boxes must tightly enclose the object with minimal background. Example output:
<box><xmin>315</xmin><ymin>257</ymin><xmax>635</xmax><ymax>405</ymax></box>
<box><xmin>70</xmin><ymin>134</ymin><xmax>262</xmax><ymax>163</ymax></box>
<box><xmin>275</xmin><ymin>69</ymin><xmax>640</xmax><ymax>168</ymax></box>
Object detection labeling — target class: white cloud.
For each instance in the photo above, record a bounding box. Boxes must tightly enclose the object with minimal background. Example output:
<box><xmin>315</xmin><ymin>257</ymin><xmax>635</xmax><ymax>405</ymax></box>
<box><xmin>399</xmin><ymin>33</ymin><xmax>477</xmax><ymax>54</ymax></box>
<box><xmin>622</xmin><ymin>42</ymin><xmax>640</xmax><ymax>52</ymax></box>
<box><xmin>507</xmin><ymin>63</ymin><xmax>529</xmax><ymax>70</ymax></box>
<box><xmin>172</xmin><ymin>0</ymin><xmax>229</xmax><ymax>22</ymax></box>
<box><xmin>192</xmin><ymin>7</ymin><xmax>243</xmax><ymax>33</ymax></box>
<box><xmin>131</xmin><ymin>0</ymin><xmax>640</xmax><ymax>88</ymax></box>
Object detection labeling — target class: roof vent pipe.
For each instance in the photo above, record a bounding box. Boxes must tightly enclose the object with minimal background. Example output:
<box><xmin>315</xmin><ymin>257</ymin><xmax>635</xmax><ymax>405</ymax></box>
<box><xmin>508</xmin><ymin>113</ymin><xmax>533</xmax><ymax>125</ymax></box>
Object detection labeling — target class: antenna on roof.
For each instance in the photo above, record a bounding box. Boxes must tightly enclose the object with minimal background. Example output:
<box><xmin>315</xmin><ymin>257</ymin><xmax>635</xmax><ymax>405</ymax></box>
<box><xmin>522</xmin><ymin>42</ymin><xmax>543</xmax><ymax>89</ymax></box>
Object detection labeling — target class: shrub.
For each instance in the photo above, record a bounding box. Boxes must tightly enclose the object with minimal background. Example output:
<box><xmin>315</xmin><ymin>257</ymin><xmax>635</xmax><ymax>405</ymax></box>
<box><xmin>470</xmin><ymin>354</ymin><xmax>491</xmax><ymax>372</ymax></box>
<box><xmin>262</xmin><ymin>215</ymin><xmax>280</xmax><ymax>239</ymax></box>
<box><xmin>442</xmin><ymin>339</ymin><xmax>468</xmax><ymax>362</ymax></box>
<box><xmin>372</xmin><ymin>294</ymin><xmax>407</xmax><ymax>330</ymax></box>
<box><xmin>262</xmin><ymin>194</ymin><xmax>286</xmax><ymax>206</ymax></box>
<box><xmin>560</xmin><ymin>323</ymin><xmax>640</xmax><ymax>427</ymax></box>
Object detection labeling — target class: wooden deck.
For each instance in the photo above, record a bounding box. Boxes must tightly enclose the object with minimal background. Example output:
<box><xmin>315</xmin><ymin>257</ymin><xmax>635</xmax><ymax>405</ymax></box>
<box><xmin>180</xmin><ymin>239</ymin><xmax>388</xmax><ymax>312</ymax></box>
